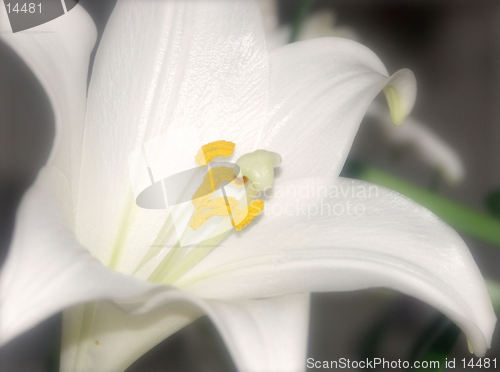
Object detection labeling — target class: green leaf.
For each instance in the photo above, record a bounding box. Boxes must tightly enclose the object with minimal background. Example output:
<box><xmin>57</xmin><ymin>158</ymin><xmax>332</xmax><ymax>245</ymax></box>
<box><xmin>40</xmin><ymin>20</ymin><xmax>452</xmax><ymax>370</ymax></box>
<box><xmin>344</xmin><ymin>162</ymin><xmax>500</xmax><ymax>246</ymax></box>
<box><xmin>485</xmin><ymin>189</ymin><xmax>500</xmax><ymax>219</ymax></box>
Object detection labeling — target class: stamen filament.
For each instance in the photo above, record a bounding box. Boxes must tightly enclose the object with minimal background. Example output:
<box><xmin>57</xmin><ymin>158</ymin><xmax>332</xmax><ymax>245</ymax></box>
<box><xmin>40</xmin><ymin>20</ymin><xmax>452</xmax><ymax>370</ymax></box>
<box><xmin>108</xmin><ymin>196</ymin><xmax>137</xmax><ymax>270</ymax></box>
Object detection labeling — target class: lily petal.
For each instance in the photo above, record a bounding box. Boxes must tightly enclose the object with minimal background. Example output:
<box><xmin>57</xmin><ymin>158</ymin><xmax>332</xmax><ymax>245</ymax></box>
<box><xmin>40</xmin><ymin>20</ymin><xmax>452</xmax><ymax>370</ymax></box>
<box><xmin>207</xmin><ymin>294</ymin><xmax>310</xmax><ymax>372</ymax></box>
<box><xmin>0</xmin><ymin>167</ymin><xmax>158</xmax><ymax>345</ymax></box>
<box><xmin>263</xmin><ymin>11</ymin><xmax>456</xmax><ymax>182</ymax></box>
<box><xmin>0</xmin><ymin>2</ymin><xmax>96</xmax><ymax>200</ymax></box>
<box><xmin>74</xmin><ymin>0</ymin><xmax>270</xmax><ymax>266</ymax></box>
<box><xmin>262</xmin><ymin>38</ymin><xmax>416</xmax><ymax>179</ymax></box>
<box><xmin>61</xmin><ymin>293</ymin><xmax>309</xmax><ymax>372</ymax></box>
<box><xmin>1</xmin><ymin>168</ymin><xmax>308</xmax><ymax>372</ymax></box>
<box><xmin>60</xmin><ymin>295</ymin><xmax>198</xmax><ymax>372</ymax></box>
<box><xmin>177</xmin><ymin>177</ymin><xmax>496</xmax><ymax>356</ymax></box>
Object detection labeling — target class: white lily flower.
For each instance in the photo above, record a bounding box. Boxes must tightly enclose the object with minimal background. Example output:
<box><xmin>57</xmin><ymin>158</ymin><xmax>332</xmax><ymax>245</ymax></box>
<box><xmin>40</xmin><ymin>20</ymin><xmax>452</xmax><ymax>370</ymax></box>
<box><xmin>260</xmin><ymin>2</ymin><xmax>465</xmax><ymax>184</ymax></box>
<box><xmin>0</xmin><ymin>1</ymin><xmax>495</xmax><ymax>372</ymax></box>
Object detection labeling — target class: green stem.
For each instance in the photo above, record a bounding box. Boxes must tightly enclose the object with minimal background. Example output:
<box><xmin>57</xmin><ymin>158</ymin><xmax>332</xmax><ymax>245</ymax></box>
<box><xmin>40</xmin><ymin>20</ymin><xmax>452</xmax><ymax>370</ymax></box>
<box><xmin>409</xmin><ymin>314</ymin><xmax>448</xmax><ymax>363</ymax></box>
<box><xmin>289</xmin><ymin>0</ymin><xmax>315</xmax><ymax>43</ymax></box>
<box><xmin>352</xmin><ymin>165</ymin><xmax>500</xmax><ymax>246</ymax></box>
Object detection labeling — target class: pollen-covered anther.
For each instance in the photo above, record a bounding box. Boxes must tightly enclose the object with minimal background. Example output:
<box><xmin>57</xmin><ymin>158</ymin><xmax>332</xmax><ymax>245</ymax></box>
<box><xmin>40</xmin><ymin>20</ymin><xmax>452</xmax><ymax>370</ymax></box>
<box><xmin>189</xmin><ymin>143</ymin><xmax>280</xmax><ymax>232</ymax></box>
<box><xmin>233</xmin><ymin>199</ymin><xmax>265</xmax><ymax>231</ymax></box>
<box><xmin>195</xmin><ymin>140</ymin><xmax>235</xmax><ymax>166</ymax></box>
<box><xmin>190</xmin><ymin>195</ymin><xmax>243</xmax><ymax>230</ymax></box>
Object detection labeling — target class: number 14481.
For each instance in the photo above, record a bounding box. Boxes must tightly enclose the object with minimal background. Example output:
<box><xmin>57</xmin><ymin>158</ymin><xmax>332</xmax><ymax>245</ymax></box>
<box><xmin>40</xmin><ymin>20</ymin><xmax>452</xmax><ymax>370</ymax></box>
<box><xmin>5</xmin><ymin>2</ymin><xmax>42</xmax><ymax>14</ymax></box>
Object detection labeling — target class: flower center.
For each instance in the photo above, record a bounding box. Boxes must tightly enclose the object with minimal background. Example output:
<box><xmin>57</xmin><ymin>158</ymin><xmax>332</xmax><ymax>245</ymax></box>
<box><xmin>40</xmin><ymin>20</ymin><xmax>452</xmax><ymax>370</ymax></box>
<box><xmin>189</xmin><ymin>141</ymin><xmax>280</xmax><ymax>232</ymax></box>
<box><xmin>146</xmin><ymin>140</ymin><xmax>281</xmax><ymax>285</ymax></box>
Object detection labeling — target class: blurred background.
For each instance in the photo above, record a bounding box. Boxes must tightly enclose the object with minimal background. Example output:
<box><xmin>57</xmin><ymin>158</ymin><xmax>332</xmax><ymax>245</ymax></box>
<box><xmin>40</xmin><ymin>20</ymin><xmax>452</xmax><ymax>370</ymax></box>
<box><xmin>1</xmin><ymin>0</ymin><xmax>499</xmax><ymax>371</ymax></box>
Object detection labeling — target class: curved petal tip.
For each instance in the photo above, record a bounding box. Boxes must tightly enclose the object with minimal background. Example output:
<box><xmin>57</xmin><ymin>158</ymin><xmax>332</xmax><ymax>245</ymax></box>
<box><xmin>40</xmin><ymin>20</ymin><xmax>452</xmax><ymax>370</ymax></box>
<box><xmin>384</xmin><ymin>68</ymin><xmax>417</xmax><ymax>125</ymax></box>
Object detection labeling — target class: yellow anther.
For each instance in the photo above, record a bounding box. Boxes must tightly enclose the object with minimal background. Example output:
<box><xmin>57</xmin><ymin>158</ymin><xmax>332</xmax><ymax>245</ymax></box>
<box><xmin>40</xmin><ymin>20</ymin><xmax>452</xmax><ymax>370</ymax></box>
<box><xmin>192</xmin><ymin>166</ymin><xmax>237</xmax><ymax>201</ymax></box>
<box><xmin>189</xmin><ymin>142</ymin><xmax>273</xmax><ymax>233</ymax></box>
<box><xmin>195</xmin><ymin>140</ymin><xmax>235</xmax><ymax>166</ymax></box>
<box><xmin>233</xmin><ymin>199</ymin><xmax>264</xmax><ymax>231</ymax></box>
<box><xmin>189</xmin><ymin>164</ymin><xmax>247</xmax><ymax>230</ymax></box>
<box><xmin>189</xmin><ymin>195</ymin><xmax>243</xmax><ymax>230</ymax></box>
